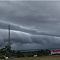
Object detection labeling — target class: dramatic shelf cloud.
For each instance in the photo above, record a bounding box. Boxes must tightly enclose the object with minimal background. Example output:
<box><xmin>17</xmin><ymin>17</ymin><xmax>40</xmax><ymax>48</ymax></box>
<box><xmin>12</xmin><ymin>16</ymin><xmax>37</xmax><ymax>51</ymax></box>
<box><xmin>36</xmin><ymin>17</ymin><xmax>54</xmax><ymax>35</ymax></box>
<box><xmin>0</xmin><ymin>1</ymin><xmax>60</xmax><ymax>50</ymax></box>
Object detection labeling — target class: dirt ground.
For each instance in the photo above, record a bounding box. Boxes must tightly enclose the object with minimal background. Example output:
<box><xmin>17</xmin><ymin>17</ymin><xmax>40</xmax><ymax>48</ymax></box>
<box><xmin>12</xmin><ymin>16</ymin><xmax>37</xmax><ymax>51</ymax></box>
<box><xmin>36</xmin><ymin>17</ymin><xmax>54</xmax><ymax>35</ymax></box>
<box><xmin>7</xmin><ymin>55</ymin><xmax>60</xmax><ymax>60</ymax></box>
<box><xmin>0</xmin><ymin>55</ymin><xmax>60</xmax><ymax>60</ymax></box>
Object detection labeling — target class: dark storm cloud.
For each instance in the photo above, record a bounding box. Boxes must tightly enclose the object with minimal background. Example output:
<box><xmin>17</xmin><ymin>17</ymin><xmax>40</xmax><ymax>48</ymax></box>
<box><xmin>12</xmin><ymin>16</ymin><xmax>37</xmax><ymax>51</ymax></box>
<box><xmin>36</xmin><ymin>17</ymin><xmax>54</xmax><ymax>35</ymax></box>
<box><xmin>0</xmin><ymin>1</ymin><xmax>60</xmax><ymax>24</ymax></box>
<box><xmin>0</xmin><ymin>1</ymin><xmax>60</xmax><ymax>50</ymax></box>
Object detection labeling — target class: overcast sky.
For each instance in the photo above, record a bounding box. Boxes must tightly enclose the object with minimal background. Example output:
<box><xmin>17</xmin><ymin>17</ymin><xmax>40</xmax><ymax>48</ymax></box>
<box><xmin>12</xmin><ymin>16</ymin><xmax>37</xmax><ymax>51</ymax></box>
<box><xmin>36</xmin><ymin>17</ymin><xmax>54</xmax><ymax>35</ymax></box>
<box><xmin>0</xmin><ymin>1</ymin><xmax>60</xmax><ymax>50</ymax></box>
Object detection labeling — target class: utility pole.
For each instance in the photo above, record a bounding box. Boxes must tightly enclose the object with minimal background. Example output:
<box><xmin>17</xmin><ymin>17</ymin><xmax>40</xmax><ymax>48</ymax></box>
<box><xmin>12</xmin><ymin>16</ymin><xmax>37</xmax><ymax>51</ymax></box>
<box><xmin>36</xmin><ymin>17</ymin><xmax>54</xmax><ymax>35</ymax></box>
<box><xmin>8</xmin><ymin>25</ymin><xmax>10</xmax><ymax>49</ymax></box>
<box><xmin>8</xmin><ymin>24</ymin><xmax>11</xmax><ymax>53</ymax></box>
<box><xmin>5</xmin><ymin>24</ymin><xmax>11</xmax><ymax>57</ymax></box>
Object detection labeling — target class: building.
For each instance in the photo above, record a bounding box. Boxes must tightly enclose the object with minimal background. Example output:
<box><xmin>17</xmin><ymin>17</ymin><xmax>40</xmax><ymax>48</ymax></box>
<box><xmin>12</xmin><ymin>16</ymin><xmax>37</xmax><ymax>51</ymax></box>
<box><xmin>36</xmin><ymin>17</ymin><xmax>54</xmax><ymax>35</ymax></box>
<box><xmin>51</xmin><ymin>49</ymin><xmax>60</xmax><ymax>55</ymax></box>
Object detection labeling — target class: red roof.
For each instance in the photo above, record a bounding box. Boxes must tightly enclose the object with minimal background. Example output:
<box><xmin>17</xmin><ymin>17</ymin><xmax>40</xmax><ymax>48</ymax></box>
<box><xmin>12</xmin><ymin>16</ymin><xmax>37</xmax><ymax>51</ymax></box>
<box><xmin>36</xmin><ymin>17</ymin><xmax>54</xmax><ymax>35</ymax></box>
<box><xmin>51</xmin><ymin>49</ymin><xmax>60</xmax><ymax>52</ymax></box>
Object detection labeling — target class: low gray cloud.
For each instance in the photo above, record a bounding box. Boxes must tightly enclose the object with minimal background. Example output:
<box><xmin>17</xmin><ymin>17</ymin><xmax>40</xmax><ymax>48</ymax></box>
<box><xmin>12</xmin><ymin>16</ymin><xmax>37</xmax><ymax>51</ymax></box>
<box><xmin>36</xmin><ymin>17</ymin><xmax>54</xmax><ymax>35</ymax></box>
<box><xmin>0</xmin><ymin>28</ymin><xmax>60</xmax><ymax>50</ymax></box>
